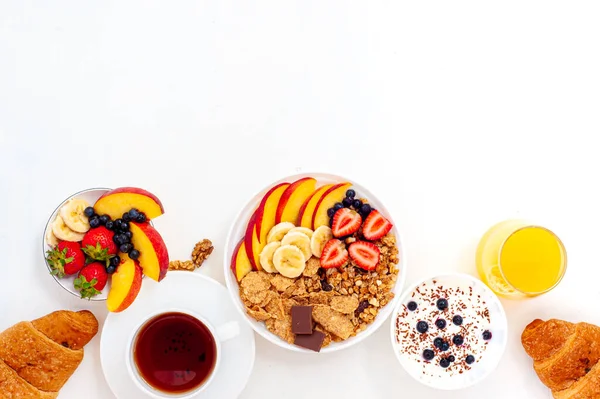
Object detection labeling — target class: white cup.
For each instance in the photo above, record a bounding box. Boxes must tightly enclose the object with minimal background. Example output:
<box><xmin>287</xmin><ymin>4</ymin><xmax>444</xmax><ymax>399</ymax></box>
<box><xmin>126</xmin><ymin>308</ymin><xmax>240</xmax><ymax>399</ymax></box>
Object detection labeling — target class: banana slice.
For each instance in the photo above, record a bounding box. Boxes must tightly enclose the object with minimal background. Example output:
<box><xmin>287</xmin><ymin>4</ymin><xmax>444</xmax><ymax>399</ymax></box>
<box><xmin>45</xmin><ymin>228</ymin><xmax>59</xmax><ymax>248</ymax></box>
<box><xmin>259</xmin><ymin>241</ymin><xmax>281</xmax><ymax>273</ymax></box>
<box><xmin>52</xmin><ymin>215</ymin><xmax>85</xmax><ymax>242</ymax></box>
<box><xmin>310</xmin><ymin>225</ymin><xmax>333</xmax><ymax>257</ymax></box>
<box><xmin>288</xmin><ymin>226</ymin><xmax>314</xmax><ymax>239</ymax></box>
<box><xmin>273</xmin><ymin>245</ymin><xmax>306</xmax><ymax>278</ymax></box>
<box><xmin>59</xmin><ymin>198</ymin><xmax>91</xmax><ymax>233</ymax></box>
<box><xmin>267</xmin><ymin>222</ymin><xmax>296</xmax><ymax>243</ymax></box>
<box><xmin>281</xmin><ymin>231</ymin><xmax>312</xmax><ymax>260</ymax></box>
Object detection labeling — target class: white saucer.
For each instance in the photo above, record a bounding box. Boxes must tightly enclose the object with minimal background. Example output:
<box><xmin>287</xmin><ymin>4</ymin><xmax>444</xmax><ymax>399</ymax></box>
<box><xmin>100</xmin><ymin>272</ymin><xmax>256</xmax><ymax>399</ymax></box>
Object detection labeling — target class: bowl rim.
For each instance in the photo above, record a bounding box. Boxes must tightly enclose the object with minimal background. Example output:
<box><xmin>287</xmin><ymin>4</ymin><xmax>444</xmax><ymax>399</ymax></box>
<box><xmin>223</xmin><ymin>172</ymin><xmax>407</xmax><ymax>353</ymax></box>
<box><xmin>389</xmin><ymin>272</ymin><xmax>508</xmax><ymax>390</ymax></box>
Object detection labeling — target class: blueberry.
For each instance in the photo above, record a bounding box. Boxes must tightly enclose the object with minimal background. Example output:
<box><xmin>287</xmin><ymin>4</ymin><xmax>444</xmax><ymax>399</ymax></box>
<box><xmin>135</xmin><ymin>213</ymin><xmax>147</xmax><ymax>223</ymax></box>
<box><xmin>465</xmin><ymin>355</ymin><xmax>475</xmax><ymax>365</ymax></box>
<box><xmin>110</xmin><ymin>256</ymin><xmax>121</xmax><ymax>266</ymax></box>
<box><xmin>423</xmin><ymin>349</ymin><xmax>435</xmax><ymax>361</ymax></box>
<box><xmin>359</xmin><ymin>203</ymin><xmax>372</xmax><ymax>216</ymax></box>
<box><xmin>119</xmin><ymin>243</ymin><xmax>133</xmax><ymax>253</ymax></box>
<box><xmin>89</xmin><ymin>217</ymin><xmax>100</xmax><ymax>228</ymax></box>
<box><xmin>342</xmin><ymin>197</ymin><xmax>353</xmax><ymax>208</ymax></box>
<box><xmin>128</xmin><ymin>209</ymin><xmax>140</xmax><ymax>219</ymax></box>
<box><xmin>407</xmin><ymin>301</ymin><xmax>418</xmax><ymax>311</ymax></box>
<box><xmin>84</xmin><ymin>207</ymin><xmax>95</xmax><ymax>218</ymax></box>
<box><xmin>124</xmin><ymin>231</ymin><xmax>133</xmax><ymax>240</ymax></box>
<box><xmin>416</xmin><ymin>321</ymin><xmax>429</xmax><ymax>334</ymax></box>
<box><xmin>439</xmin><ymin>358</ymin><xmax>450</xmax><ymax>368</ymax></box>
<box><xmin>453</xmin><ymin>335</ymin><xmax>464</xmax><ymax>346</ymax></box>
<box><xmin>482</xmin><ymin>330</ymin><xmax>492</xmax><ymax>341</ymax></box>
<box><xmin>114</xmin><ymin>234</ymin><xmax>126</xmax><ymax>245</ymax></box>
<box><xmin>440</xmin><ymin>342</ymin><xmax>450</xmax><ymax>352</ymax></box>
<box><xmin>129</xmin><ymin>249</ymin><xmax>140</xmax><ymax>260</ymax></box>
<box><xmin>106</xmin><ymin>265</ymin><xmax>116</xmax><ymax>274</ymax></box>
<box><xmin>435</xmin><ymin>319</ymin><xmax>447</xmax><ymax>330</ymax></box>
<box><xmin>122</xmin><ymin>212</ymin><xmax>131</xmax><ymax>222</ymax></box>
<box><xmin>120</xmin><ymin>221</ymin><xmax>130</xmax><ymax>231</ymax></box>
<box><xmin>346</xmin><ymin>189</ymin><xmax>356</xmax><ymax>198</ymax></box>
<box><xmin>327</xmin><ymin>208</ymin><xmax>336</xmax><ymax>218</ymax></box>
<box><xmin>114</xmin><ymin>219</ymin><xmax>123</xmax><ymax>230</ymax></box>
<box><xmin>352</xmin><ymin>199</ymin><xmax>362</xmax><ymax>209</ymax></box>
<box><xmin>436</xmin><ymin>298</ymin><xmax>448</xmax><ymax>311</ymax></box>
<box><xmin>333</xmin><ymin>203</ymin><xmax>344</xmax><ymax>211</ymax></box>
<box><xmin>452</xmin><ymin>315</ymin><xmax>463</xmax><ymax>326</ymax></box>
<box><xmin>448</xmin><ymin>355</ymin><xmax>455</xmax><ymax>363</ymax></box>
<box><xmin>99</xmin><ymin>215</ymin><xmax>110</xmax><ymax>225</ymax></box>
<box><xmin>105</xmin><ymin>220</ymin><xmax>115</xmax><ymax>230</ymax></box>
<box><xmin>433</xmin><ymin>337</ymin><xmax>444</xmax><ymax>348</ymax></box>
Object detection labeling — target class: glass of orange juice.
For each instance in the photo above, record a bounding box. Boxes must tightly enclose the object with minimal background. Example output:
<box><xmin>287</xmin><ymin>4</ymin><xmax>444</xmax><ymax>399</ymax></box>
<box><xmin>476</xmin><ymin>220</ymin><xmax>567</xmax><ymax>298</ymax></box>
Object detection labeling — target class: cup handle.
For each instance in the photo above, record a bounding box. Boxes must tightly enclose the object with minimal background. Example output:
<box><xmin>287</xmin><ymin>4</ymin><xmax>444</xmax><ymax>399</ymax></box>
<box><xmin>216</xmin><ymin>321</ymin><xmax>240</xmax><ymax>343</ymax></box>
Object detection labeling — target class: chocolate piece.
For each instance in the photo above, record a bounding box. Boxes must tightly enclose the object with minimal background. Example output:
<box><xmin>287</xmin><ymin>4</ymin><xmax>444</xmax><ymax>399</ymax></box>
<box><xmin>294</xmin><ymin>330</ymin><xmax>326</xmax><ymax>352</ymax></box>
<box><xmin>291</xmin><ymin>306</ymin><xmax>313</xmax><ymax>334</ymax></box>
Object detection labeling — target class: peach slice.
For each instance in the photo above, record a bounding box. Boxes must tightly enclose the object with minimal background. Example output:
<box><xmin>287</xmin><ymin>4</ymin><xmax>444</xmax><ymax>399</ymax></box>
<box><xmin>275</xmin><ymin>177</ymin><xmax>317</xmax><ymax>224</ymax></box>
<box><xmin>312</xmin><ymin>183</ymin><xmax>352</xmax><ymax>229</ymax></box>
<box><xmin>231</xmin><ymin>240</ymin><xmax>253</xmax><ymax>282</ymax></box>
<box><xmin>254</xmin><ymin>183</ymin><xmax>290</xmax><ymax>243</ymax></box>
<box><xmin>94</xmin><ymin>187</ymin><xmax>164</xmax><ymax>220</ymax></box>
<box><xmin>297</xmin><ymin>184</ymin><xmax>334</xmax><ymax>228</ymax></box>
<box><xmin>244</xmin><ymin>212</ymin><xmax>262</xmax><ymax>271</ymax></box>
<box><xmin>107</xmin><ymin>254</ymin><xmax>143</xmax><ymax>312</ymax></box>
<box><xmin>130</xmin><ymin>222</ymin><xmax>169</xmax><ymax>282</ymax></box>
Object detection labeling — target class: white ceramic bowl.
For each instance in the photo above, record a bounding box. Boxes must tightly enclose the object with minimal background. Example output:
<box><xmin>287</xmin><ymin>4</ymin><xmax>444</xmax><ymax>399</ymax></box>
<box><xmin>390</xmin><ymin>273</ymin><xmax>508</xmax><ymax>390</ymax></box>
<box><xmin>224</xmin><ymin>172</ymin><xmax>406</xmax><ymax>353</ymax></box>
<box><xmin>43</xmin><ymin>188</ymin><xmax>111</xmax><ymax>301</ymax></box>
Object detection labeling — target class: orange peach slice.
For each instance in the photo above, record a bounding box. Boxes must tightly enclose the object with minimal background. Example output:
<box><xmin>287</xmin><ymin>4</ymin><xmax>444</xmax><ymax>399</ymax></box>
<box><xmin>130</xmin><ymin>222</ymin><xmax>169</xmax><ymax>282</ymax></box>
<box><xmin>94</xmin><ymin>187</ymin><xmax>164</xmax><ymax>220</ymax></box>
<box><xmin>297</xmin><ymin>184</ymin><xmax>334</xmax><ymax>228</ymax></box>
<box><xmin>275</xmin><ymin>177</ymin><xmax>317</xmax><ymax>224</ymax></box>
<box><xmin>231</xmin><ymin>240</ymin><xmax>253</xmax><ymax>282</ymax></box>
<box><xmin>244</xmin><ymin>212</ymin><xmax>262</xmax><ymax>271</ymax></box>
<box><xmin>107</xmin><ymin>254</ymin><xmax>143</xmax><ymax>312</ymax></box>
<box><xmin>312</xmin><ymin>183</ymin><xmax>352</xmax><ymax>229</ymax></box>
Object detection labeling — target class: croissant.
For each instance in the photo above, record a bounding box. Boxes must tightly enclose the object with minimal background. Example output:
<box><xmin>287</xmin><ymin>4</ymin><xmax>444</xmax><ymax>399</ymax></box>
<box><xmin>522</xmin><ymin>319</ymin><xmax>600</xmax><ymax>399</ymax></box>
<box><xmin>0</xmin><ymin>310</ymin><xmax>98</xmax><ymax>399</ymax></box>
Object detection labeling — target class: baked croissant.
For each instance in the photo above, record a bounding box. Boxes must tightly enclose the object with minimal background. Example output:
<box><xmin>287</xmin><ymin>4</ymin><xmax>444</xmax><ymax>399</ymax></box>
<box><xmin>0</xmin><ymin>310</ymin><xmax>98</xmax><ymax>398</ymax></box>
<box><xmin>522</xmin><ymin>319</ymin><xmax>600</xmax><ymax>399</ymax></box>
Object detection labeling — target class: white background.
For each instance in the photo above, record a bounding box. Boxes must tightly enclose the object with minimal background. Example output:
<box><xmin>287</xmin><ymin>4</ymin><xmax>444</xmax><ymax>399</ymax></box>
<box><xmin>1</xmin><ymin>1</ymin><xmax>600</xmax><ymax>398</ymax></box>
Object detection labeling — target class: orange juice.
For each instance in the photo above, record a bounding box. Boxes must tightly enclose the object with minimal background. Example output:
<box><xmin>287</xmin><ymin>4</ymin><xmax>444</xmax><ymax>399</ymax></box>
<box><xmin>476</xmin><ymin>220</ymin><xmax>566</xmax><ymax>298</ymax></box>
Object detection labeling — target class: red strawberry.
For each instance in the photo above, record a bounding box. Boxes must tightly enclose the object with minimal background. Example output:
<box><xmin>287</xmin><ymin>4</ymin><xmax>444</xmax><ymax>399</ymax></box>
<box><xmin>348</xmin><ymin>241</ymin><xmax>380</xmax><ymax>271</ymax></box>
<box><xmin>320</xmin><ymin>239</ymin><xmax>349</xmax><ymax>269</ymax></box>
<box><xmin>331</xmin><ymin>208</ymin><xmax>362</xmax><ymax>238</ymax></box>
<box><xmin>362</xmin><ymin>210</ymin><xmax>393</xmax><ymax>241</ymax></box>
<box><xmin>46</xmin><ymin>241</ymin><xmax>86</xmax><ymax>278</ymax></box>
<box><xmin>81</xmin><ymin>227</ymin><xmax>117</xmax><ymax>261</ymax></box>
<box><xmin>74</xmin><ymin>262</ymin><xmax>108</xmax><ymax>299</ymax></box>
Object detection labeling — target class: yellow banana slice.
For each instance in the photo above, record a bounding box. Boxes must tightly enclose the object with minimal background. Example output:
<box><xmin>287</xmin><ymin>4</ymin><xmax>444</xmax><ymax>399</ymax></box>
<box><xmin>52</xmin><ymin>215</ymin><xmax>85</xmax><ymax>242</ymax></box>
<box><xmin>273</xmin><ymin>245</ymin><xmax>306</xmax><ymax>278</ymax></box>
<box><xmin>288</xmin><ymin>226</ymin><xmax>314</xmax><ymax>239</ymax></box>
<box><xmin>259</xmin><ymin>241</ymin><xmax>281</xmax><ymax>273</ymax></box>
<box><xmin>267</xmin><ymin>222</ymin><xmax>296</xmax><ymax>243</ymax></box>
<box><xmin>45</xmin><ymin>228</ymin><xmax>59</xmax><ymax>247</ymax></box>
<box><xmin>59</xmin><ymin>198</ymin><xmax>91</xmax><ymax>233</ymax></box>
<box><xmin>281</xmin><ymin>231</ymin><xmax>312</xmax><ymax>260</ymax></box>
<box><xmin>310</xmin><ymin>225</ymin><xmax>333</xmax><ymax>257</ymax></box>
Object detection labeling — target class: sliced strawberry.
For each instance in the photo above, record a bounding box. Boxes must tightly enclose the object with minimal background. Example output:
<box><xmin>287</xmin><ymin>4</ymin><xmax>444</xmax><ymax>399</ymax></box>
<box><xmin>320</xmin><ymin>239</ymin><xmax>349</xmax><ymax>269</ymax></box>
<box><xmin>348</xmin><ymin>241</ymin><xmax>380</xmax><ymax>271</ymax></box>
<box><xmin>74</xmin><ymin>262</ymin><xmax>108</xmax><ymax>299</ymax></box>
<box><xmin>331</xmin><ymin>208</ymin><xmax>362</xmax><ymax>238</ymax></box>
<box><xmin>362</xmin><ymin>210</ymin><xmax>393</xmax><ymax>241</ymax></box>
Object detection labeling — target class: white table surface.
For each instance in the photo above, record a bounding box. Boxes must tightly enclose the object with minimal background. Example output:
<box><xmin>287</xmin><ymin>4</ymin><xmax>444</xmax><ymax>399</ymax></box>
<box><xmin>1</xmin><ymin>1</ymin><xmax>600</xmax><ymax>398</ymax></box>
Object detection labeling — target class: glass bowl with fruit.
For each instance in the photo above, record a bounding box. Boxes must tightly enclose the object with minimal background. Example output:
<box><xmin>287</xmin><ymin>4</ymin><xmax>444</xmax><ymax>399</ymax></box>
<box><xmin>224</xmin><ymin>173</ymin><xmax>406</xmax><ymax>353</ymax></box>
<box><xmin>43</xmin><ymin>187</ymin><xmax>170</xmax><ymax>312</ymax></box>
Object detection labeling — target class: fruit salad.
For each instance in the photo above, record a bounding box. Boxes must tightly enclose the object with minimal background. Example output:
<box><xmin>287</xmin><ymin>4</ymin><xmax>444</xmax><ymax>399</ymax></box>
<box><xmin>45</xmin><ymin>187</ymin><xmax>169</xmax><ymax>312</ymax></box>
<box><xmin>231</xmin><ymin>177</ymin><xmax>401</xmax><ymax>350</ymax></box>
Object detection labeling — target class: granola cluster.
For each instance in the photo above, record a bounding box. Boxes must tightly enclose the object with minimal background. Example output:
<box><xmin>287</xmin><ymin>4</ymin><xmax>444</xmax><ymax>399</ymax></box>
<box><xmin>239</xmin><ymin>233</ymin><xmax>399</xmax><ymax>346</ymax></box>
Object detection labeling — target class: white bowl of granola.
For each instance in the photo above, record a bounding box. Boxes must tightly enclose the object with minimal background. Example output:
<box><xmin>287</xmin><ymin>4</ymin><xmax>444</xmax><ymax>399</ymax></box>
<box><xmin>224</xmin><ymin>172</ymin><xmax>406</xmax><ymax>353</ymax></box>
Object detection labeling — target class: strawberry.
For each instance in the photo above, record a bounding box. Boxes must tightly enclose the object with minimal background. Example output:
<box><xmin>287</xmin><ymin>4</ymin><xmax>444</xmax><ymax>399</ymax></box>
<box><xmin>362</xmin><ymin>210</ymin><xmax>393</xmax><ymax>241</ymax></box>
<box><xmin>331</xmin><ymin>208</ymin><xmax>362</xmax><ymax>238</ymax></box>
<box><xmin>74</xmin><ymin>262</ymin><xmax>108</xmax><ymax>299</ymax></box>
<box><xmin>320</xmin><ymin>239</ymin><xmax>349</xmax><ymax>269</ymax></box>
<box><xmin>348</xmin><ymin>241</ymin><xmax>380</xmax><ymax>271</ymax></box>
<box><xmin>46</xmin><ymin>241</ymin><xmax>86</xmax><ymax>278</ymax></box>
<box><xmin>81</xmin><ymin>227</ymin><xmax>117</xmax><ymax>262</ymax></box>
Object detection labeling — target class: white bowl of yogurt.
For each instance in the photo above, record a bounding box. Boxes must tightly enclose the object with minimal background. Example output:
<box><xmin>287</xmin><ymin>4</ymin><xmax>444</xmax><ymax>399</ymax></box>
<box><xmin>390</xmin><ymin>273</ymin><xmax>507</xmax><ymax>390</ymax></box>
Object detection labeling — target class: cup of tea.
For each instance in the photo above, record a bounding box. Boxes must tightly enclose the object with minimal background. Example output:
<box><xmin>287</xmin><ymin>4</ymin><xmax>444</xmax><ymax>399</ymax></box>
<box><xmin>126</xmin><ymin>308</ymin><xmax>240</xmax><ymax>398</ymax></box>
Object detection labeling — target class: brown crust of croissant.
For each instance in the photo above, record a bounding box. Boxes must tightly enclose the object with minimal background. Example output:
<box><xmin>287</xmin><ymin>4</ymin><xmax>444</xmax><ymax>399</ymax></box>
<box><xmin>0</xmin><ymin>359</ymin><xmax>58</xmax><ymax>399</ymax></box>
<box><xmin>522</xmin><ymin>319</ymin><xmax>600</xmax><ymax>398</ymax></box>
<box><xmin>32</xmin><ymin>310</ymin><xmax>98</xmax><ymax>350</ymax></box>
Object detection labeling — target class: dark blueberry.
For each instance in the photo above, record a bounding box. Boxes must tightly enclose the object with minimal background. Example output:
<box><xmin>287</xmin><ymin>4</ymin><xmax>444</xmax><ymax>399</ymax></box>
<box><xmin>110</xmin><ymin>256</ymin><xmax>121</xmax><ymax>266</ymax></box>
<box><xmin>346</xmin><ymin>189</ymin><xmax>356</xmax><ymax>198</ymax></box>
<box><xmin>135</xmin><ymin>213</ymin><xmax>147</xmax><ymax>223</ymax></box>
<box><xmin>113</xmin><ymin>234</ymin><xmax>126</xmax><ymax>245</ymax></box>
<box><xmin>120</xmin><ymin>220</ymin><xmax>130</xmax><ymax>231</ymax></box>
<box><xmin>352</xmin><ymin>199</ymin><xmax>362</xmax><ymax>209</ymax></box>
<box><xmin>439</xmin><ymin>358</ymin><xmax>450</xmax><ymax>368</ymax></box>
<box><xmin>99</xmin><ymin>215</ymin><xmax>110</xmax><ymax>225</ymax></box>
<box><xmin>84</xmin><ymin>207</ymin><xmax>95</xmax><ymax>218</ymax></box>
<box><xmin>440</xmin><ymin>342</ymin><xmax>450</xmax><ymax>352</ymax></box>
<box><xmin>342</xmin><ymin>197</ymin><xmax>353</xmax><ymax>208</ymax></box>
<box><xmin>89</xmin><ymin>217</ymin><xmax>100</xmax><ymax>228</ymax></box>
<box><xmin>435</xmin><ymin>319</ymin><xmax>447</xmax><ymax>330</ymax></box>
<box><xmin>416</xmin><ymin>321</ymin><xmax>429</xmax><ymax>334</ymax></box>
<box><xmin>333</xmin><ymin>202</ymin><xmax>344</xmax><ymax>211</ymax></box>
<box><xmin>448</xmin><ymin>355</ymin><xmax>455</xmax><ymax>363</ymax></box>
<box><xmin>128</xmin><ymin>209</ymin><xmax>140</xmax><ymax>219</ymax></box>
<box><xmin>359</xmin><ymin>203</ymin><xmax>372</xmax><ymax>216</ymax></box>
<box><xmin>453</xmin><ymin>335</ymin><xmax>464</xmax><ymax>346</ymax></box>
<box><xmin>436</xmin><ymin>298</ymin><xmax>448</xmax><ymax>311</ymax></box>
<box><xmin>482</xmin><ymin>330</ymin><xmax>492</xmax><ymax>341</ymax></box>
<box><xmin>423</xmin><ymin>349</ymin><xmax>435</xmax><ymax>361</ymax></box>
<box><xmin>433</xmin><ymin>337</ymin><xmax>444</xmax><ymax>349</ymax></box>
<box><xmin>114</xmin><ymin>219</ymin><xmax>123</xmax><ymax>230</ymax></box>
<box><xmin>106</xmin><ymin>265</ymin><xmax>116</xmax><ymax>274</ymax></box>
<box><xmin>452</xmin><ymin>315</ymin><xmax>463</xmax><ymax>326</ymax></box>
<box><xmin>407</xmin><ymin>301</ymin><xmax>418</xmax><ymax>311</ymax></box>
<box><xmin>327</xmin><ymin>208</ymin><xmax>336</xmax><ymax>218</ymax></box>
<box><xmin>124</xmin><ymin>231</ymin><xmax>133</xmax><ymax>240</ymax></box>
<box><xmin>466</xmin><ymin>355</ymin><xmax>475</xmax><ymax>365</ymax></box>
<box><xmin>119</xmin><ymin>243</ymin><xmax>133</xmax><ymax>253</ymax></box>
<box><xmin>105</xmin><ymin>220</ymin><xmax>115</xmax><ymax>230</ymax></box>
<box><xmin>122</xmin><ymin>212</ymin><xmax>131</xmax><ymax>222</ymax></box>
<box><xmin>129</xmin><ymin>249</ymin><xmax>140</xmax><ymax>260</ymax></box>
